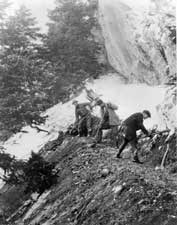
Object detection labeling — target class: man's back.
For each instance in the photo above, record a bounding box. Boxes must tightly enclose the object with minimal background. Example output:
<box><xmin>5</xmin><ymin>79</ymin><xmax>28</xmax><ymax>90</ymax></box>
<box><xmin>123</xmin><ymin>112</ymin><xmax>144</xmax><ymax>131</ymax></box>
<box><xmin>76</xmin><ymin>103</ymin><xmax>91</xmax><ymax>117</ymax></box>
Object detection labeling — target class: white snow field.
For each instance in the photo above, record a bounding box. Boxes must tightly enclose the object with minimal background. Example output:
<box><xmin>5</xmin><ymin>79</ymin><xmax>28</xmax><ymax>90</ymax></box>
<box><xmin>2</xmin><ymin>74</ymin><xmax>166</xmax><ymax>160</ymax></box>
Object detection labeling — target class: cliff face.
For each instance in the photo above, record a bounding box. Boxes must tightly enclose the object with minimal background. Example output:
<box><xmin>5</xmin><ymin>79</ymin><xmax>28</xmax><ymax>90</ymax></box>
<box><xmin>98</xmin><ymin>0</ymin><xmax>176</xmax><ymax>131</ymax></box>
<box><xmin>98</xmin><ymin>0</ymin><xmax>176</xmax><ymax>85</ymax></box>
<box><xmin>157</xmin><ymin>85</ymin><xmax>177</xmax><ymax>132</ymax></box>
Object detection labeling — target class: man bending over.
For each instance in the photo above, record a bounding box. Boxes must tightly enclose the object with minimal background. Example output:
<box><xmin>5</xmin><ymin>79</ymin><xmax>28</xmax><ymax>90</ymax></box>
<box><xmin>116</xmin><ymin>110</ymin><xmax>152</xmax><ymax>163</ymax></box>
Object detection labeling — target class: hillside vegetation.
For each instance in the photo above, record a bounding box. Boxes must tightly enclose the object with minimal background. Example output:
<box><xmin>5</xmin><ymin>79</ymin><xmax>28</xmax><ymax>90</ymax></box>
<box><xmin>0</xmin><ymin>0</ymin><xmax>107</xmax><ymax>140</ymax></box>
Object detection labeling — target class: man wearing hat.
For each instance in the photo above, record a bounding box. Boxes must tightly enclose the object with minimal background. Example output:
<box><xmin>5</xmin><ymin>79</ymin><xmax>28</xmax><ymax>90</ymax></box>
<box><xmin>95</xmin><ymin>99</ymin><xmax>120</xmax><ymax>143</ymax></box>
<box><xmin>72</xmin><ymin>100</ymin><xmax>92</xmax><ymax>136</ymax></box>
<box><xmin>116</xmin><ymin>110</ymin><xmax>152</xmax><ymax>163</ymax></box>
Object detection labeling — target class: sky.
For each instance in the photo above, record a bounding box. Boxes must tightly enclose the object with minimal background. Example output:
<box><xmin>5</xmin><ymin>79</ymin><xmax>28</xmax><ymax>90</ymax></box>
<box><xmin>7</xmin><ymin>0</ymin><xmax>55</xmax><ymax>32</ymax></box>
<box><xmin>6</xmin><ymin>0</ymin><xmax>151</xmax><ymax>33</ymax></box>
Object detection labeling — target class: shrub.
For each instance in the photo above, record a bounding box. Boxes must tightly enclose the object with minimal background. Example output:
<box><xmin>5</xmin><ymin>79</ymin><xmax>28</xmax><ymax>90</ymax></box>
<box><xmin>23</xmin><ymin>152</ymin><xmax>58</xmax><ymax>194</ymax></box>
<box><xmin>2</xmin><ymin>151</ymin><xmax>58</xmax><ymax>195</ymax></box>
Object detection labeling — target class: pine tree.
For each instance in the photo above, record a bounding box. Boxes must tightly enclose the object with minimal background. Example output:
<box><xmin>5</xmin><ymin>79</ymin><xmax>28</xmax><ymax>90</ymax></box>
<box><xmin>46</xmin><ymin>0</ymin><xmax>100</xmax><ymax>72</ymax></box>
<box><xmin>44</xmin><ymin>0</ymin><xmax>102</xmax><ymax>99</ymax></box>
<box><xmin>0</xmin><ymin>6</ymin><xmax>55</xmax><ymax>138</ymax></box>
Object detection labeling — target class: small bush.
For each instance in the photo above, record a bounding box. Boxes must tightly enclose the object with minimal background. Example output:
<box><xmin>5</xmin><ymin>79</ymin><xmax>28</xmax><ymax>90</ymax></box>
<box><xmin>23</xmin><ymin>152</ymin><xmax>58</xmax><ymax>194</ymax></box>
<box><xmin>2</xmin><ymin>151</ymin><xmax>58</xmax><ymax>195</ymax></box>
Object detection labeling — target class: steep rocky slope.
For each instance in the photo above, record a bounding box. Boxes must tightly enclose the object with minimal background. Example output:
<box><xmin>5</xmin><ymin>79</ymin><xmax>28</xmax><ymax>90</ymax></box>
<box><xmin>5</xmin><ymin>133</ymin><xmax>177</xmax><ymax>225</ymax></box>
<box><xmin>98</xmin><ymin>0</ymin><xmax>176</xmax><ymax>131</ymax></box>
<box><xmin>0</xmin><ymin>1</ymin><xmax>176</xmax><ymax>224</ymax></box>
<box><xmin>99</xmin><ymin>0</ymin><xmax>176</xmax><ymax>84</ymax></box>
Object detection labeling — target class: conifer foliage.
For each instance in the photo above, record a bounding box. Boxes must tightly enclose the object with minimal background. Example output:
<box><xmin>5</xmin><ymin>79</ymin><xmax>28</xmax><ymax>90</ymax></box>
<box><xmin>23</xmin><ymin>152</ymin><xmax>57</xmax><ymax>194</ymax></box>
<box><xmin>0</xmin><ymin>0</ymin><xmax>104</xmax><ymax>140</ymax></box>
<box><xmin>0</xmin><ymin>150</ymin><xmax>57</xmax><ymax>194</ymax></box>
<box><xmin>44</xmin><ymin>0</ymin><xmax>103</xmax><ymax>100</ymax></box>
<box><xmin>0</xmin><ymin>4</ymin><xmax>55</xmax><ymax>139</ymax></box>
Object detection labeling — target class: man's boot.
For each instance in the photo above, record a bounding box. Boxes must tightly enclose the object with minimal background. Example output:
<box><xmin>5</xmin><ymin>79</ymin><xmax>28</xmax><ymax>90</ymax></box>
<box><xmin>116</xmin><ymin>150</ymin><xmax>122</xmax><ymax>158</ymax></box>
<box><xmin>87</xmin><ymin>128</ymin><xmax>92</xmax><ymax>137</ymax></box>
<box><xmin>116</xmin><ymin>147</ymin><xmax>125</xmax><ymax>158</ymax></box>
<box><xmin>116</xmin><ymin>138</ymin><xmax>128</xmax><ymax>158</ymax></box>
<box><xmin>133</xmin><ymin>152</ymin><xmax>142</xmax><ymax>164</ymax></box>
<box><xmin>95</xmin><ymin>129</ymin><xmax>102</xmax><ymax>143</ymax></box>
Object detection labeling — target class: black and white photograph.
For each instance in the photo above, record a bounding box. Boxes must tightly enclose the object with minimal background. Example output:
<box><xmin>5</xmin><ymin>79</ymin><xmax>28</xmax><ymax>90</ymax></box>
<box><xmin>0</xmin><ymin>0</ymin><xmax>176</xmax><ymax>224</ymax></box>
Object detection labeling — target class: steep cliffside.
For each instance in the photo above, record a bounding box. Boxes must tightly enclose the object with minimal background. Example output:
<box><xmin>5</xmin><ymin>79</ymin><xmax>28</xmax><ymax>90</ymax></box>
<box><xmin>157</xmin><ymin>84</ymin><xmax>177</xmax><ymax>132</ymax></box>
<box><xmin>98</xmin><ymin>0</ymin><xmax>176</xmax><ymax>130</ymax></box>
<box><xmin>98</xmin><ymin>0</ymin><xmax>176</xmax><ymax>85</ymax></box>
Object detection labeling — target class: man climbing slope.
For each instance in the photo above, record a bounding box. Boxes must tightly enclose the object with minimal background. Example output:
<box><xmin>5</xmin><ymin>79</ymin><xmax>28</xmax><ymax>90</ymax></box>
<box><xmin>116</xmin><ymin>110</ymin><xmax>152</xmax><ymax>163</ymax></box>
<box><xmin>72</xmin><ymin>100</ymin><xmax>92</xmax><ymax>136</ymax></box>
<box><xmin>95</xmin><ymin>99</ymin><xmax>120</xmax><ymax>143</ymax></box>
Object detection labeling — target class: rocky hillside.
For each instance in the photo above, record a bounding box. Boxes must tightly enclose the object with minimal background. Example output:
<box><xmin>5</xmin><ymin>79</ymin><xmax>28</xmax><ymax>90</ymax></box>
<box><xmin>4</xmin><ymin>131</ymin><xmax>177</xmax><ymax>225</ymax></box>
<box><xmin>0</xmin><ymin>1</ymin><xmax>176</xmax><ymax>224</ymax></box>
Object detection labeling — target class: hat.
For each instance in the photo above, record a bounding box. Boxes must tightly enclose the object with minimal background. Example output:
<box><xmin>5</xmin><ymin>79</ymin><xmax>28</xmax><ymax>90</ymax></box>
<box><xmin>72</xmin><ymin>100</ymin><xmax>78</xmax><ymax>105</ymax></box>
<box><xmin>143</xmin><ymin>110</ymin><xmax>151</xmax><ymax>118</ymax></box>
<box><xmin>96</xmin><ymin>99</ymin><xmax>104</xmax><ymax>105</ymax></box>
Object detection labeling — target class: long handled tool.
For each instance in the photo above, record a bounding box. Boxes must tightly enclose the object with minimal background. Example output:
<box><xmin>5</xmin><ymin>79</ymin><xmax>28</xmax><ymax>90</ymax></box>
<box><xmin>94</xmin><ymin>105</ymin><xmax>108</xmax><ymax>140</ymax></box>
<box><xmin>160</xmin><ymin>143</ymin><xmax>170</xmax><ymax>170</ymax></box>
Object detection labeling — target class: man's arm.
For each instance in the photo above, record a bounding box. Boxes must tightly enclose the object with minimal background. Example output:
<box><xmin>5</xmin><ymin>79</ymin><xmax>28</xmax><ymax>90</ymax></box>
<box><xmin>81</xmin><ymin>103</ymin><xmax>92</xmax><ymax>111</ymax></box>
<box><xmin>75</xmin><ymin>107</ymin><xmax>79</xmax><ymax>124</ymax></box>
<box><xmin>100</xmin><ymin>104</ymin><xmax>106</xmax><ymax>119</ymax></box>
<box><xmin>137</xmin><ymin>116</ymin><xmax>149</xmax><ymax>136</ymax></box>
<box><xmin>139</xmin><ymin>123</ymin><xmax>149</xmax><ymax>136</ymax></box>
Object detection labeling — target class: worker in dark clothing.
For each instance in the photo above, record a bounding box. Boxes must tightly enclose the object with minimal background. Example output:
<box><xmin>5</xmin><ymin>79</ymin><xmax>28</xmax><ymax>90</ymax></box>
<box><xmin>72</xmin><ymin>100</ymin><xmax>92</xmax><ymax>136</ymax></box>
<box><xmin>95</xmin><ymin>99</ymin><xmax>120</xmax><ymax>143</ymax></box>
<box><xmin>116</xmin><ymin>110</ymin><xmax>152</xmax><ymax>163</ymax></box>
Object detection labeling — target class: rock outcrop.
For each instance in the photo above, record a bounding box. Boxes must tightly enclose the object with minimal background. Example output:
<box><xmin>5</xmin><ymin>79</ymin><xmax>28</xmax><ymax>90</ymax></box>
<box><xmin>157</xmin><ymin>84</ymin><xmax>177</xmax><ymax>132</ymax></box>
<box><xmin>98</xmin><ymin>0</ymin><xmax>176</xmax><ymax>130</ymax></box>
<box><xmin>98</xmin><ymin>0</ymin><xmax>176</xmax><ymax>85</ymax></box>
